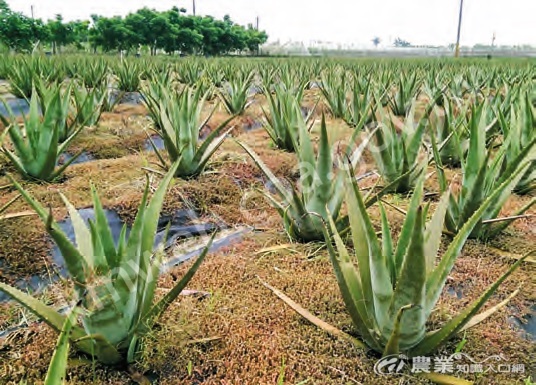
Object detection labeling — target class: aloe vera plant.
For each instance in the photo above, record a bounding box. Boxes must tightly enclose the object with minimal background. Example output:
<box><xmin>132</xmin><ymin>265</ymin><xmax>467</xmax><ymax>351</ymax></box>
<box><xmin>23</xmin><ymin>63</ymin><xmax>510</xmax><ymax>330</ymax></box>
<box><xmin>176</xmin><ymin>61</ymin><xmax>205</xmax><ymax>86</ymax></box>
<box><xmin>218</xmin><ymin>69</ymin><xmax>254</xmax><ymax>115</ymax></box>
<box><xmin>0</xmin><ymin>90</ymin><xmax>84</xmax><ymax>181</ymax></box>
<box><xmin>72</xmin><ymin>86</ymin><xmax>107</xmax><ymax>127</ymax></box>
<box><xmin>322</xmin><ymin>171</ymin><xmax>528</xmax><ymax>356</ymax></box>
<box><xmin>143</xmin><ymin>83</ymin><xmax>234</xmax><ymax>178</ymax></box>
<box><xmin>239</xmin><ymin>115</ymin><xmax>348</xmax><ymax>242</ymax></box>
<box><xmin>369</xmin><ymin>98</ymin><xmax>436</xmax><ymax>193</ymax></box>
<box><xmin>115</xmin><ymin>60</ymin><xmax>143</xmax><ymax>92</ymax></box>
<box><xmin>318</xmin><ymin>66</ymin><xmax>348</xmax><ymax>119</ymax></box>
<box><xmin>261</xmin><ymin>85</ymin><xmax>311</xmax><ymax>152</ymax></box>
<box><xmin>8</xmin><ymin>58</ymin><xmax>35</xmax><ymax>98</ymax></box>
<box><xmin>428</xmin><ymin>96</ymin><xmax>469</xmax><ymax>167</ymax></box>
<box><xmin>496</xmin><ymin>91</ymin><xmax>536</xmax><ymax>194</ymax></box>
<box><xmin>35</xmin><ymin>80</ymin><xmax>80</xmax><ymax>142</ymax></box>
<box><xmin>345</xmin><ymin>75</ymin><xmax>374</xmax><ymax>128</ymax></box>
<box><xmin>0</xmin><ymin>163</ymin><xmax>212</xmax><ymax>365</ymax></box>
<box><xmin>79</xmin><ymin>59</ymin><xmax>109</xmax><ymax>89</ymax></box>
<box><xmin>433</xmin><ymin>101</ymin><xmax>536</xmax><ymax>240</ymax></box>
<box><xmin>388</xmin><ymin>71</ymin><xmax>420</xmax><ymax>116</ymax></box>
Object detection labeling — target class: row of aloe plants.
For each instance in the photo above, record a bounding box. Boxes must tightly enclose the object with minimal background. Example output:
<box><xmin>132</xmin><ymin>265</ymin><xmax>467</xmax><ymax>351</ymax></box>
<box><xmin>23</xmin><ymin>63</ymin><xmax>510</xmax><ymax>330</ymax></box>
<box><xmin>0</xmin><ymin>56</ymin><xmax>533</xmax><ymax>383</ymax></box>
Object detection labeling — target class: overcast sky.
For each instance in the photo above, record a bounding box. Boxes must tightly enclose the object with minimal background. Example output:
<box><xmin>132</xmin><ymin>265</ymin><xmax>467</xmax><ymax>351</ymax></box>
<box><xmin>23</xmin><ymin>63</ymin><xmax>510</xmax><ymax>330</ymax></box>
<box><xmin>7</xmin><ymin>0</ymin><xmax>536</xmax><ymax>47</ymax></box>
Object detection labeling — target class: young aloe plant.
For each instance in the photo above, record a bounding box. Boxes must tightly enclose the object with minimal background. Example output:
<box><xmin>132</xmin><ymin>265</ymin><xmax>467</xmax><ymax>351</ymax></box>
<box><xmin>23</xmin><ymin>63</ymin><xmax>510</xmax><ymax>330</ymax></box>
<box><xmin>432</xmin><ymin>101</ymin><xmax>536</xmax><ymax>240</ymax></box>
<box><xmin>115</xmin><ymin>60</ymin><xmax>143</xmax><ymax>92</ymax></box>
<box><xmin>218</xmin><ymin>69</ymin><xmax>254</xmax><ymax>115</ymax></box>
<box><xmin>323</xmin><ymin>171</ymin><xmax>528</xmax><ymax>356</ymax></box>
<box><xmin>34</xmin><ymin>80</ymin><xmax>81</xmax><ymax>143</ymax></box>
<box><xmin>143</xmin><ymin>83</ymin><xmax>234</xmax><ymax>178</ymax></box>
<box><xmin>388</xmin><ymin>71</ymin><xmax>420</xmax><ymax>116</ymax></box>
<box><xmin>239</xmin><ymin>115</ymin><xmax>349</xmax><ymax>242</ymax></box>
<box><xmin>344</xmin><ymin>75</ymin><xmax>374</xmax><ymax>128</ymax></box>
<box><xmin>79</xmin><ymin>59</ymin><xmax>109</xmax><ymax>89</ymax></box>
<box><xmin>1</xmin><ymin>163</ymin><xmax>213</xmax><ymax>365</ymax></box>
<box><xmin>0</xmin><ymin>90</ymin><xmax>84</xmax><ymax>182</ymax></box>
<box><xmin>428</xmin><ymin>95</ymin><xmax>469</xmax><ymax>167</ymax></box>
<box><xmin>176</xmin><ymin>61</ymin><xmax>205</xmax><ymax>86</ymax></box>
<box><xmin>72</xmin><ymin>85</ymin><xmax>107</xmax><ymax>128</ymax></box>
<box><xmin>369</xmin><ymin>98</ymin><xmax>436</xmax><ymax>193</ymax></box>
<box><xmin>496</xmin><ymin>91</ymin><xmax>536</xmax><ymax>194</ymax></box>
<box><xmin>261</xmin><ymin>85</ymin><xmax>312</xmax><ymax>152</ymax></box>
<box><xmin>318</xmin><ymin>66</ymin><xmax>348</xmax><ymax>119</ymax></box>
<box><xmin>7</xmin><ymin>57</ymin><xmax>35</xmax><ymax>98</ymax></box>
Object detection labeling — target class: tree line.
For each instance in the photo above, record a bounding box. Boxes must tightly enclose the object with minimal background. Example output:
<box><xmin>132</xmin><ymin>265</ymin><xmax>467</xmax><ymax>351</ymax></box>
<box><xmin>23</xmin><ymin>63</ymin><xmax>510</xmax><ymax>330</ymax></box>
<box><xmin>0</xmin><ymin>1</ymin><xmax>268</xmax><ymax>56</ymax></box>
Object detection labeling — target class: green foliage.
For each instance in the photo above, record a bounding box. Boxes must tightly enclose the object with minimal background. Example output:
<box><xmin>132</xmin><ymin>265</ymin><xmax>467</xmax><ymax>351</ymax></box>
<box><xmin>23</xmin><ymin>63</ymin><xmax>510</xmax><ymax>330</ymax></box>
<box><xmin>324</xmin><ymin>172</ymin><xmax>527</xmax><ymax>356</ymax></box>
<box><xmin>79</xmin><ymin>58</ymin><xmax>109</xmax><ymax>88</ymax></box>
<box><xmin>261</xmin><ymin>85</ymin><xmax>308</xmax><ymax>152</ymax></box>
<box><xmin>35</xmin><ymin>80</ymin><xmax>79</xmax><ymax>142</ymax></box>
<box><xmin>369</xmin><ymin>99</ymin><xmax>434</xmax><ymax>193</ymax></box>
<box><xmin>1</xmin><ymin>164</ymin><xmax>212</xmax><ymax>365</ymax></box>
<box><xmin>114</xmin><ymin>60</ymin><xmax>143</xmax><ymax>92</ymax></box>
<box><xmin>7</xmin><ymin>57</ymin><xmax>34</xmax><ymax>98</ymax></box>
<box><xmin>433</xmin><ymin>101</ymin><xmax>536</xmax><ymax>240</ymax></box>
<box><xmin>428</xmin><ymin>96</ymin><xmax>469</xmax><ymax>167</ymax></box>
<box><xmin>72</xmin><ymin>86</ymin><xmax>106</xmax><ymax>127</ymax></box>
<box><xmin>218</xmin><ymin>69</ymin><xmax>254</xmax><ymax>115</ymax></box>
<box><xmin>345</xmin><ymin>74</ymin><xmax>374</xmax><ymax>128</ymax></box>
<box><xmin>0</xmin><ymin>1</ymin><xmax>48</xmax><ymax>52</ymax></box>
<box><xmin>43</xmin><ymin>308</ymin><xmax>77</xmax><ymax>385</ymax></box>
<box><xmin>239</xmin><ymin>115</ymin><xmax>375</xmax><ymax>243</ymax></box>
<box><xmin>0</xmin><ymin>88</ymin><xmax>83</xmax><ymax>181</ymax></box>
<box><xmin>497</xmin><ymin>90</ymin><xmax>536</xmax><ymax>194</ymax></box>
<box><xmin>388</xmin><ymin>71</ymin><xmax>420</xmax><ymax>116</ymax></box>
<box><xmin>318</xmin><ymin>66</ymin><xmax>348</xmax><ymax>119</ymax></box>
<box><xmin>143</xmin><ymin>83</ymin><xmax>234</xmax><ymax>178</ymax></box>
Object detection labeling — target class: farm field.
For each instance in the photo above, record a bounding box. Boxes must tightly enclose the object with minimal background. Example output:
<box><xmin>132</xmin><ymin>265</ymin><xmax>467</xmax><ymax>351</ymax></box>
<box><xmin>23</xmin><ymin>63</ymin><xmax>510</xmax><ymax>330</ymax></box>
<box><xmin>0</xmin><ymin>55</ymin><xmax>534</xmax><ymax>385</ymax></box>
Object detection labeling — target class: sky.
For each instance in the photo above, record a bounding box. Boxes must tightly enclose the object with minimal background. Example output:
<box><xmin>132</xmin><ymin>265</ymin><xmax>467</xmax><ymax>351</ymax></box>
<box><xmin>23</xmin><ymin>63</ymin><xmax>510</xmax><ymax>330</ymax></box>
<box><xmin>6</xmin><ymin>0</ymin><xmax>536</xmax><ymax>47</ymax></box>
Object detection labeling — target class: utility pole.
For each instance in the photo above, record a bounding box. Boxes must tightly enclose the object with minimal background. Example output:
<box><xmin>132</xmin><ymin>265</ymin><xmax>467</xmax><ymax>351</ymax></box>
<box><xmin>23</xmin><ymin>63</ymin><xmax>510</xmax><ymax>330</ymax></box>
<box><xmin>192</xmin><ymin>0</ymin><xmax>196</xmax><ymax>16</ymax></box>
<box><xmin>256</xmin><ymin>16</ymin><xmax>259</xmax><ymax>30</ymax></box>
<box><xmin>30</xmin><ymin>5</ymin><xmax>34</xmax><ymax>19</ymax></box>
<box><xmin>454</xmin><ymin>0</ymin><xmax>464</xmax><ymax>57</ymax></box>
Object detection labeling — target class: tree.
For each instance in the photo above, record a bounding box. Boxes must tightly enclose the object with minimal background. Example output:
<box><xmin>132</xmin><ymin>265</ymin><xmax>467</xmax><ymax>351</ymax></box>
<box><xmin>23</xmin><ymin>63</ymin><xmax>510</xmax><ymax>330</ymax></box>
<box><xmin>372</xmin><ymin>36</ymin><xmax>381</xmax><ymax>48</ymax></box>
<box><xmin>47</xmin><ymin>14</ymin><xmax>75</xmax><ymax>53</ymax></box>
<box><xmin>0</xmin><ymin>0</ymin><xmax>48</xmax><ymax>52</ymax></box>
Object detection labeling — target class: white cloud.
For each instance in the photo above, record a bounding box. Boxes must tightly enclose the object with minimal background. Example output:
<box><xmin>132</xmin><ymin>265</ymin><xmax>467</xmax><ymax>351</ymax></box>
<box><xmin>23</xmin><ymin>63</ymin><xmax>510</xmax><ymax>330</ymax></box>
<box><xmin>6</xmin><ymin>0</ymin><xmax>536</xmax><ymax>46</ymax></box>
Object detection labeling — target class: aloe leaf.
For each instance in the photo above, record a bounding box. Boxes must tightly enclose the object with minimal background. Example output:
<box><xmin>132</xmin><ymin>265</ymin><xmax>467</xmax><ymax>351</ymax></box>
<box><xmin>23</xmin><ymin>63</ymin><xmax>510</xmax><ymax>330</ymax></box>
<box><xmin>142</xmin><ymin>233</ymin><xmax>214</xmax><ymax>332</ymax></box>
<box><xmin>91</xmin><ymin>185</ymin><xmax>118</xmax><ymax>269</ymax></box>
<box><xmin>59</xmin><ymin>193</ymin><xmax>94</xmax><ymax>268</ymax></box>
<box><xmin>379</xmin><ymin>203</ymin><xmax>395</xmax><ymax>282</ymax></box>
<box><xmin>383</xmin><ymin>304</ymin><xmax>413</xmax><ymax>356</ymax></box>
<box><xmin>0</xmin><ymin>281</ymin><xmax>67</xmax><ymax>334</ymax></box>
<box><xmin>346</xmin><ymin>166</ymin><xmax>392</xmax><ymax>332</ymax></box>
<box><xmin>412</xmin><ymin>253</ymin><xmax>528</xmax><ymax>356</ymax></box>
<box><xmin>393</xmin><ymin>174</ymin><xmax>425</xmax><ymax>274</ymax></box>
<box><xmin>310</xmin><ymin>115</ymin><xmax>332</xmax><ymax>211</ymax></box>
<box><xmin>8</xmin><ymin>176</ymin><xmax>89</xmax><ymax>289</ymax></box>
<box><xmin>236</xmin><ymin>140</ymin><xmax>294</xmax><ymax>205</ymax></box>
<box><xmin>424</xmin><ymin>190</ymin><xmax>450</xmax><ymax>272</ymax></box>
<box><xmin>388</xmin><ymin>207</ymin><xmax>426</xmax><ymax>350</ymax></box>
<box><xmin>323</xmin><ymin>212</ymin><xmax>380</xmax><ymax>350</ymax></box>
<box><xmin>44</xmin><ymin>308</ymin><xmax>77</xmax><ymax>385</ymax></box>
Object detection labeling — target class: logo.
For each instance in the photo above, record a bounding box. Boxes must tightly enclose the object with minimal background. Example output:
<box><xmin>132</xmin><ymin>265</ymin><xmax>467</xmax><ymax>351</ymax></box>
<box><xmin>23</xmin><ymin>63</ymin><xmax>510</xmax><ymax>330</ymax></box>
<box><xmin>374</xmin><ymin>354</ymin><xmax>409</xmax><ymax>375</ymax></box>
<box><xmin>373</xmin><ymin>353</ymin><xmax>526</xmax><ymax>376</ymax></box>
